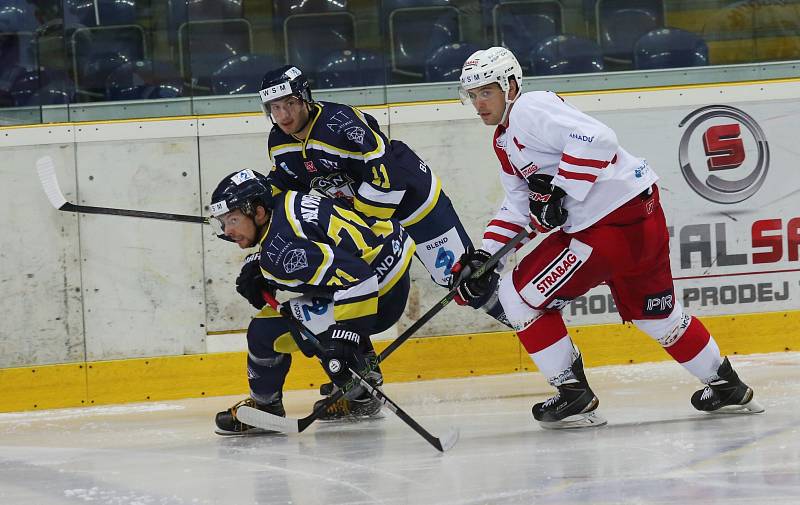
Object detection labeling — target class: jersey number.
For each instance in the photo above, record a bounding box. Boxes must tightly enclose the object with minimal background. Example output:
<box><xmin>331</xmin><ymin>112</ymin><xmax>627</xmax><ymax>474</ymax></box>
<box><xmin>301</xmin><ymin>297</ymin><xmax>329</xmax><ymax>321</ymax></box>
<box><xmin>371</xmin><ymin>164</ymin><xmax>390</xmax><ymax>189</ymax></box>
<box><xmin>326</xmin><ymin>208</ymin><xmax>392</xmax><ymax>286</ymax></box>
<box><xmin>435</xmin><ymin>246</ymin><xmax>455</xmax><ymax>276</ymax></box>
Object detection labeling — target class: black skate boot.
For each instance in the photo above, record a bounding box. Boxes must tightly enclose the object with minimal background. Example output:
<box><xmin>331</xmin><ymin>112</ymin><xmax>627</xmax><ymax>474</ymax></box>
<box><xmin>319</xmin><ymin>351</ymin><xmax>383</xmax><ymax>397</ymax></box>
<box><xmin>532</xmin><ymin>355</ymin><xmax>607</xmax><ymax>429</ymax></box>
<box><xmin>314</xmin><ymin>369</ymin><xmax>384</xmax><ymax>421</ymax></box>
<box><xmin>214</xmin><ymin>397</ymin><xmax>286</xmax><ymax>436</ymax></box>
<box><xmin>691</xmin><ymin>357</ymin><xmax>764</xmax><ymax>414</ymax></box>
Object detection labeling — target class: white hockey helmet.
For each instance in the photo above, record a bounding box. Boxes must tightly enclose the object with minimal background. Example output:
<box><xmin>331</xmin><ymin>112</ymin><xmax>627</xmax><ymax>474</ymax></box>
<box><xmin>459</xmin><ymin>47</ymin><xmax>523</xmax><ymax>123</ymax></box>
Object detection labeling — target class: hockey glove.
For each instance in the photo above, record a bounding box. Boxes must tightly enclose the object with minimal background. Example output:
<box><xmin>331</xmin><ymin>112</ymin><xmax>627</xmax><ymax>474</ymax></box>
<box><xmin>449</xmin><ymin>247</ymin><xmax>497</xmax><ymax>309</ymax></box>
<box><xmin>322</xmin><ymin>324</ymin><xmax>363</xmax><ymax>386</ymax></box>
<box><xmin>528</xmin><ymin>174</ymin><xmax>568</xmax><ymax>233</ymax></box>
<box><xmin>235</xmin><ymin>252</ymin><xmax>274</xmax><ymax>310</ymax></box>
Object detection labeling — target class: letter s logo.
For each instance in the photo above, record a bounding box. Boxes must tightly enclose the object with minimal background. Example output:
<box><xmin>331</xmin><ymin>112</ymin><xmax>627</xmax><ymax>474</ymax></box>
<box><xmin>703</xmin><ymin>124</ymin><xmax>744</xmax><ymax>171</ymax></box>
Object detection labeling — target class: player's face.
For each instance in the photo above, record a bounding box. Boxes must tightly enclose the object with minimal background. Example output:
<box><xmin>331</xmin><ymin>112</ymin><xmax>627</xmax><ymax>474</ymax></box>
<box><xmin>219</xmin><ymin>209</ymin><xmax>258</xmax><ymax>249</ymax></box>
<box><xmin>466</xmin><ymin>83</ymin><xmax>506</xmax><ymax>125</ymax></box>
<box><xmin>268</xmin><ymin>95</ymin><xmax>308</xmax><ymax>135</ymax></box>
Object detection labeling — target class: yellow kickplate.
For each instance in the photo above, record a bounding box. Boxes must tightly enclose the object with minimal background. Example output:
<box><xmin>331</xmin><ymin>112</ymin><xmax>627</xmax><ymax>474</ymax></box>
<box><xmin>1</xmin><ymin>311</ymin><xmax>797</xmax><ymax>413</ymax></box>
<box><xmin>0</xmin><ymin>363</ymin><xmax>87</xmax><ymax>411</ymax></box>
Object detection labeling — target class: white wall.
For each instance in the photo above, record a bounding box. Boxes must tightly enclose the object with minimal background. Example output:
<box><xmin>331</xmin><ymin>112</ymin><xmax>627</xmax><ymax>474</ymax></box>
<box><xmin>2</xmin><ymin>80</ymin><xmax>799</xmax><ymax>368</ymax></box>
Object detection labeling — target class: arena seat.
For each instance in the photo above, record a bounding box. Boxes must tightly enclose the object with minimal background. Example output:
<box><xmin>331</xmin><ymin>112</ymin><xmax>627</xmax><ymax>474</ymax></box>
<box><xmin>383</xmin><ymin>0</ymin><xmax>461</xmax><ymax>80</ymax></box>
<box><xmin>284</xmin><ymin>12</ymin><xmax>356</xmax><ymax>85</ymax></box>
<box><xmin>0</xmin><ymin>0</ymin><xmax>39</xmax><ymax>33</ymax></box>
<box><xmin>531</xmin><ymin>34</ymin><xmax>605</xmax><ymax>75</ymax></box>
<box><xmin>178</xmin><ymin>18</ymin><xmax>252</xmax><ymax>90</ymax></box>
<box><xmin>596</xmin><ymin>0</ymin><xmax>664</xmax><ymax>65</ymax></box>
<box><xmin>634</xmin><ymin>28</ymin><xmax>709</xmax><ymax>70</ymax></box>
<box><xmin>7</xmin><ymin>68</ymin><xmax>74</xmax><ymax>106</ymax></box>
<box><xmin>71</xmin><ymin>26</ymin><xmax>146</xmax><ymax>97</ymax></box>
<box><xmin>492</xmin><ymin>1</ymin><xmax>563</xmax><ymax>72</ymax></box>
<box><xmin>210</xmin><ymin>54</ymin><xmax>277</xmax><ymax>95</ymax></box>
<box><xmin>425</xmin><ymin>42</ymin><xmax>480</xmax><ymax>82</ymax></box>
<box><xmin>106</xmin><ymin>59</ymin><xmax>184</xmax><ymax>100</ymax></box>
<box><xmin>315</xmin><ymin>49</ymin><xmax>387</xmax><ymax>89</ymax></box>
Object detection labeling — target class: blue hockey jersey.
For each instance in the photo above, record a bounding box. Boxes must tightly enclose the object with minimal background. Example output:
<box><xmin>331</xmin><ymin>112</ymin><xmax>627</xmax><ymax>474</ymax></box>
<box><xmin>257</xmin><ymin>190</ymin><xmax>415</xmax><ymax>325</ymax></box>
<box><xmin>268</xmin><ymin>101</ymin><xmax>442</xmax><ymax>227</ymax></box>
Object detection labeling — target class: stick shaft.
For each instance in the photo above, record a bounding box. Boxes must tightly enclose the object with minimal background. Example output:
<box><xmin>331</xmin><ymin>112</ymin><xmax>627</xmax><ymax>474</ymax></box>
<box><xmin>262</xmin><ymin>291</ymin><xmax>456</xmax><ymax>451</ymax></box>
<box><xmin>299</xmin><ymin>226</ymin><xmax>532</xmax><ymax>429</ymax></box>
<box><xmin>60</xmin><ymin>202</ymin><xmax>208</xmax><ymax>224</ymax></box>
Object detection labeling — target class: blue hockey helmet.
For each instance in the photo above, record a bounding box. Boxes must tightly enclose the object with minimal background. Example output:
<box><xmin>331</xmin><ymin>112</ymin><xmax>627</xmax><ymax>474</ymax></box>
<box><xmin>209</xmin><ymin>169</ymin><xmax>273</xmax><ymax>241</ymax></box>
<box><xmin>259</xmin><ymin>65</ymin><xmax>311</xmax><ymax>105</ymax></box>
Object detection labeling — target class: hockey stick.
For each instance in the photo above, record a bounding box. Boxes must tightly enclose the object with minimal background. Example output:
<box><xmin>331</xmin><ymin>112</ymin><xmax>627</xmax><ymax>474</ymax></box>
<box><xmin>238</xmin><ymin>226</ymin><xmax>532</xmax><ymax>434</ymax></box>
<box><xmin>36</xmin><ymin>156</ymin><xmax>209</xmax><ymax>224</ymax></box>
<box><xmin>238</xmin><ymin>291</ymin><xmax>460</xmax><ymax>452</ymax></box>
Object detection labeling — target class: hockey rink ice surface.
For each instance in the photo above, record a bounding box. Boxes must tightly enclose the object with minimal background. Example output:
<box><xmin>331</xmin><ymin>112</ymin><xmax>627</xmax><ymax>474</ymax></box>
<box><xmin>1</xmin><ymin>352</ymin><xmax>798</xmax><ymax>505</ymax></box>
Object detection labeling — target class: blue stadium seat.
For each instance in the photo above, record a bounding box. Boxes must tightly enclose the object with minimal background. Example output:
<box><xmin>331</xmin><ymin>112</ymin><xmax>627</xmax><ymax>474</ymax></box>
<box><xmin>168</xmin><ymin>0</ymin><xmax>243</xmax><ymax>30</ymax></box>
<box><xmin>167</xmin><ymin>0</ymin><xmax>252</xmax><ymax>90</ymax></box>
<box><xmin>77</xmin><ymin>52</ymin><xmax>135</xmax><ymax>98</ymax></box>
<box><xmin>0</xmin><ymin>0</ymin><xmax>39</xmax><ymax>33</ymax></box>
<box><xmin>315</xmin><ymin>49</ymin><xmax>387</xmax><ymax>89</ymax></box>
<box><xmin>273</xmin><ymin>0</ymin><xmax>349</xmax><ymax>19</ymax></box>
<box><xmin>384</xmin><ymin>0</ymin><xmax>461</xmax><ymax>80</ymax></box>
<box><xmin>0</xmin><ymin>1</ymin><xmax>40</xmax><ymax>71</ymax></box>
<box><xmin>634</xmin><ymin>28</ymin><xmax>708</xmax><ymax>69</ymax></box>
<box><xmin>64</xmin><ymin>0</ymin><xmax>138</xmax><ymax>27</ymax></box>
<box><xmin>210</xmin><ymin>54</ymin><xmax>277</xmax><ymax>95</ymax></box>
<box><xmin>284</xmin><ymin>13</ymin><xmax>356</xmax><ymax>84</ymax></box>
<box><xmin>531</xmin><ymin>34</ymin><xmax>605</xmax><ymax>75</ymax></box>
<box><xmin>0</xmin><ymin>32</ymin><xmax>36</xmax><ymax>71</ymax></box>
<box><xmin>179</xmin><ymin>18</ymin><xmax>252</xmax><ymax>90</ymax></box>
<box><xmin>597</xmin><ymin>0</ymin><xmax>664</xmax><ymax>64</ymax></box>
<box><xmin>492</xmin><ymin>1</ymin><xmax>563</xmax><ymax>72</ymax></box>
<box><xmin>425</xmin><ymin>42</ymin><xmax>480</xmax><ymax>82</ymax></box>
<box><xmin>7</xmin><ymin>68</ymin><xmax>74</xmax><ymax>106</ymax></box>
<box><xmin>106</xmin><ymin>59</ymin><xmax>184</xmax><ymax>100</ymax></box>
<box><xmin>71</xmin><ymin>25</ymin><xmax>146</xmax><ymax>97</ymax></box>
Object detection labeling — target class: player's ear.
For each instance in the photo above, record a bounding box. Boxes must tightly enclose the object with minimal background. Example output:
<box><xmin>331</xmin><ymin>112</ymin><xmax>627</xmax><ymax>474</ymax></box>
<box><xmin>509</xmin><ymin>78</ymin><xmax>519</xmax><ymax>99</ymax></box>
<box><xmin>254</xmin><ymin>204</ymin><xmax>270</xmax><ymax>226</ymax></box>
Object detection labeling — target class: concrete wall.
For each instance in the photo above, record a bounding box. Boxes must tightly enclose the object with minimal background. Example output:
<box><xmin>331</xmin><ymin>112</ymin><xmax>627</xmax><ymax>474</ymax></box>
<box><xmin>2</xmin><ymin>80</ymin><xmax>799</xmax><ymax>369</ymax></box>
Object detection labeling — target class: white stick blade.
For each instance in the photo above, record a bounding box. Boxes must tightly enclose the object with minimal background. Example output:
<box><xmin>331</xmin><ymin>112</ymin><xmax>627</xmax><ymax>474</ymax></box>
<box><xmin>236</xmin><ymin>405</ymin><xmax>300</xmax><ymax>434</ymax></box>
<box><xmin>36</xmin><ymin>156</ymin><xmax>68</xmax><ymax>209</ymax></box>
<box><xmin>439</xmin><ymin>428</ymin><xmax>460</xmax><ymax>452</ymax></box>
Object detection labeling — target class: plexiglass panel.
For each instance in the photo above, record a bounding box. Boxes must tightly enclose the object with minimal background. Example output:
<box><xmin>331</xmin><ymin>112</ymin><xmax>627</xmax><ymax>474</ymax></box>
<box><xmin>1</xmin><ymin>0</ymin><xmax>799</xmax><ymax>125</ymax></box>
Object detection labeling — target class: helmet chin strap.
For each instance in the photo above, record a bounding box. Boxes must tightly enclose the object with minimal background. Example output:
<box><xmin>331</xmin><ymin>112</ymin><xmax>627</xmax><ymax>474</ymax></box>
<box><xmin>292</xmin><ymin>101</ymin><xmax>315</xmax><ymax>136</ymax></box>
<box><xmin>245</xmin><ymin>207</ymin><xmax>272</xmax><ymax>248</ymax></box>
<box><xmin>500</xmin><ymin>87</ymin><xmax>518</xmax><ymax>126</ymax></box>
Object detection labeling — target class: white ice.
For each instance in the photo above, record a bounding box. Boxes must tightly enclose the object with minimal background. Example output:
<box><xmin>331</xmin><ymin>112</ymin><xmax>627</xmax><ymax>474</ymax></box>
<box><xmin>1</xmin><ymin>352</ymin><xmax>799</xmax><ymax>505</ymax></box>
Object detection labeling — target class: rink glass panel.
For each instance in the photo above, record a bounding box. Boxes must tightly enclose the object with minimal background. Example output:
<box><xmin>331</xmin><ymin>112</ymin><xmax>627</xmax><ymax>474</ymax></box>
<box><xmin>1</xmin><ymin>0</ymin><xmax>800</xmax><ymax>125</ymax></box>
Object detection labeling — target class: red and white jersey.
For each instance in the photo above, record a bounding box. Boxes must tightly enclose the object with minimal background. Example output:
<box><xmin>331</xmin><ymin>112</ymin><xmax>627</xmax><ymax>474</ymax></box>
<box><xmin>481</xmin><ymin>91</ymin><xmax>658</xmax><ymax>254</ymax></box>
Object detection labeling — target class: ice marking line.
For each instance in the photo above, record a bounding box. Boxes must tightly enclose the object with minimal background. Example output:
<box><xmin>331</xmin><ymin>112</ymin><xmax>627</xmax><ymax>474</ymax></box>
<box><xmin>0</xmin><ymin>454</ymin><xmax>212</xmax><ymax>504</ymax></box>
<box><xmin>0</xmin><ymin>404</ymin><xmax>185</xmax><ymax>423</ymax></box>
<box><xmin>212</xmin><ymin>452</ymin><xmax>387</xmax><ymax>502</ymax></box>
<box><xmin>221</xmin><ymin>445</ymin><xmax>416</xmax><ymax>484</ymax></box>
<box><xmin>663</xmin><ymin>422</ymin><xmax>796</xmax><ymax>474</ymax></box>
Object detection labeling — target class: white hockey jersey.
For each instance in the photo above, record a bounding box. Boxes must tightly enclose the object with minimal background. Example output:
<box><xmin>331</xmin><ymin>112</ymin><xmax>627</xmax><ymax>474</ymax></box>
<box><xmin>481</xmin><ymin>91</ymin><xmax>659</xmax><ymax>255</ymax></box>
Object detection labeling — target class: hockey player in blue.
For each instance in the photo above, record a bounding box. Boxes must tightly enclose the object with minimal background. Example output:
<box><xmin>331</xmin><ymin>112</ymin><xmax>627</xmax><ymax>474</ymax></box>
<box><xmin>259</xmin><ymin>65</ymin><xmax>509</xmax><ymax>324</ymax></box>
<box><xmin>211</xmin><ymin>169</ymin><xmax>415</xmax><ymax>435</ymax></box>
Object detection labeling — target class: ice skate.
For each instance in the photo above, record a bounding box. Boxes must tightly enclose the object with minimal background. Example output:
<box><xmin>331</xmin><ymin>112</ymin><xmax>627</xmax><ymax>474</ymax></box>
<box><xmin>532</xmin><ymin>355</ymin><xmax>607</xmax><ymax>429</ymax></box>
<box><xmin>691</xmin><ymin>357</ymin><xmax>764</xmax><ymax>414</ymax></box>
<box><xmin>214</xmin><ymin>397</ymin><xmax>286</xmax><ymax>435</ymax></box>
<box><xmin>314</xmin><ymin>370</ymin><xmax>384</xmax><ymax>421</ymax></box>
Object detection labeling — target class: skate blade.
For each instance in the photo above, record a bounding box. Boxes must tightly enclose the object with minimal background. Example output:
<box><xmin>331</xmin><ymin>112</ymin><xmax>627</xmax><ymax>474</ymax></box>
<box><xmin>213</xmin><ymin>427</ymin><xmax>283</xmax><ymax>437</ymax></box>
<box><xmin>319</xmin><ymin>410</ymin><xmax>386</xmax><ymax>423</ymax></box>
<box><xmin>710</xmin><ymin>398</ymin><xmax>765</xmax><ymax>415</ymax></box>
<box><xmin>539</xmin><ymin>411</ymin><xmax>608</xmax><ymax>430</ymax></box>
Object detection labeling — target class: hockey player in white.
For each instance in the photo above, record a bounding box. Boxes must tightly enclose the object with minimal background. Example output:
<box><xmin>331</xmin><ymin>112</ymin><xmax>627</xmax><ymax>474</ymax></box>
<box><xmin>450</xmin><ymin>47</ymin><xmax>763</xmax><ymax>428</ymax></box>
